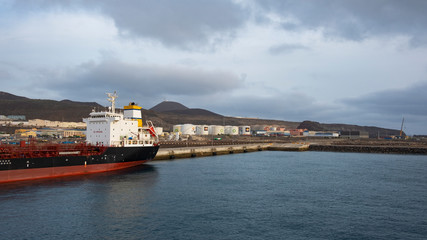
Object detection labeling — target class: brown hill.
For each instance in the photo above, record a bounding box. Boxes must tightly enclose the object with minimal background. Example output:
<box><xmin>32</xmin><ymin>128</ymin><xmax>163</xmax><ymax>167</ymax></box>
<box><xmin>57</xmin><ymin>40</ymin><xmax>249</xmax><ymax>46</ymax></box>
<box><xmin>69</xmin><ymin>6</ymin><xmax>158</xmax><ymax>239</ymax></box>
<box><xmin>0</xmin><ymin>91</ymin><xmax>28</xmax><ymax>100</ymax></box>
<box><xmin>150</xmin><ymin>101</ymin><xmax>189</xmax><ymax>112</ymax></box>
<box><xmin>147</xmin><ymin>101</ymin><xmax>300</xmax><ymax>131</ymax></box>
<box><xmin>0</xmin><ymin>91</ymin><xmax>102</xmax><ymax>122</ymax></box>
<box><xmin>0</xmin><ymin>92</ymin><xmax>403</xmax><ymax>137</ymax></box>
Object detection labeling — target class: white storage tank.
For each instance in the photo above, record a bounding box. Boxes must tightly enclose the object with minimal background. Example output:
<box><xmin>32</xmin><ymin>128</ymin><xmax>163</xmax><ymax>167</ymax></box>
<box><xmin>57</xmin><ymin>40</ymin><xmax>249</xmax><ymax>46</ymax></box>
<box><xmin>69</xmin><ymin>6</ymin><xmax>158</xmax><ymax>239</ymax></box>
<box><xmin>196</xmin><ymin>125</ymin><xmax>209</xmax><ymax>135</ymax></box>
<box><xmin>215</xmin><ymin>125</ymin><xmax>225</xmax><ymax>135</ymax></box>
<box><xmin>224</xmin><ymin>126</ymin><xmax>232</xmax><ymax>135</ymax></box>
<box><xmin>173</xmin><ymin>124</ymin><xmax>182</xmax><ymax>133</ymax></box>
<box><xmin>225</xmin><ymin>126</ymin><xmax>239</xmax><ymax>135</ymax></box>
<box><xmin>208</xmin><ymin>125</ymin><xmax>215</xmax><ymax>135</ymax></box>
<box><xmin>181</xmin><ymin>124</ymin><xmax>196</xmax><ymax>135</ymax></box>
<box><xmin>154</xmin><ymin>127</ymin><xmax>163</xmax><ymax>136</ymax></box>
<box><xmin>210</xmin><ymin>125</ymin><xmax>225</xmax><ymax>135</ymax></box>
<box><xmin>230</xmin><ymin>126</ymin><xmax>239</xmax><ymax>135</ymax></box>
<box><xmin>239</xmin><ymin>126</ymin><xmax>251</xmax><ymax>135</ymax></box>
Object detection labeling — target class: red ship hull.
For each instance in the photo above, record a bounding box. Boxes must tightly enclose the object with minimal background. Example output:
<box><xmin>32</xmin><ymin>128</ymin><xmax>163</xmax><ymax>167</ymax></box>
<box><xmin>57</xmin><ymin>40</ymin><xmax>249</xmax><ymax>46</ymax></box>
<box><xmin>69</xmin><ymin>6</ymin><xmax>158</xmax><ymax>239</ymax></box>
<box><xmin>0</xmin><ymin>160</ymin><xmax>147</xmax><ymax>183</ymax></box>
<box><xmin>0</xmin><ymin>143</ymin><xmax>159</xmax><ymax>183</ymax></box>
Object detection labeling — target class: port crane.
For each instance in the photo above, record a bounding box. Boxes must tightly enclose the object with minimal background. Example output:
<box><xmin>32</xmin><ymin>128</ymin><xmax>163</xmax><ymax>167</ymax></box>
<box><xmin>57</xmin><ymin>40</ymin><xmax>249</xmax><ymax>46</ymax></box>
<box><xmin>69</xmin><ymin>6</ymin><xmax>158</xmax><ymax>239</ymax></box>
<box><xmin>399</xmin><ymin>117</ymin><xmax>405</xmax><ymax>138</ymax></box>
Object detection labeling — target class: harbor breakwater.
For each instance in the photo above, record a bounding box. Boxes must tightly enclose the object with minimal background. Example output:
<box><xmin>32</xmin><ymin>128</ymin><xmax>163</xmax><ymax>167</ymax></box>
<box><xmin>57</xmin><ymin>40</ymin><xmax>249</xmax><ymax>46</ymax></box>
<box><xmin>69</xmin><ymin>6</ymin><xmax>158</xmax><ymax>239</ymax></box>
<box><xmin>154</xmin><ymin>142</ymin><xmax>427</xmax><ymax>160</ymax></box>
<box><xmin>309</xmin><ymin>144</ymin><xmax>427</xmax><ymax>155</ymax></box>
<box><xmin>154</xmin><ymin>143</ymin><xmax>309</xmax><ymax>160</ymax></box>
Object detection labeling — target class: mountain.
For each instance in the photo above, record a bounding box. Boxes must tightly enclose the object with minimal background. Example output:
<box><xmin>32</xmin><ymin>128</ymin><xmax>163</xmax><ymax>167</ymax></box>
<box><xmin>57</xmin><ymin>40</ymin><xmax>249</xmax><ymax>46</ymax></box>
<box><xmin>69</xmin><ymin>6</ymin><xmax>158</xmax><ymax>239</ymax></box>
<box><xmin>142</xmin><ymin>108</ymin><xmax>300</xmax><ymax>132</ymax></box>
<box><xmin>150</xmin><ymin>101</ymin><xmax>189</xmax><ymax>112</ymax></box>
<box><xmin>0</xmin><ymin>91</ymin><xmax>28</xmax><ymax>100</ymax></box>
<box><xmin>298</xmin><ymin>121</ymin><xmax>325</xmax><ymax>131</ymax></box>
<box><xmin>148</xmin><ymin>101</ymin><xmax>300</xmax><ymax>130</ymax></box>
<box><xmin>0</xmin><ymin>92</ymin><xmax>102</xmax><ymax>122</ymax></box>
<box><xmin>0</xmin><ymin>92</ymin><xmax>403</xmax><ymax>137</ymax></box>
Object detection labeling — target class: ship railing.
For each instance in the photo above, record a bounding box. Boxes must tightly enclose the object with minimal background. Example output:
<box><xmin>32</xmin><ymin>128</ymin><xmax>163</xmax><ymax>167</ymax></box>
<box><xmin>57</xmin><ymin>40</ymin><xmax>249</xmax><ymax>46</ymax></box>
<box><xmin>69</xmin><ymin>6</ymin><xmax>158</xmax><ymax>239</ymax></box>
<box><xmin>1</xmin><ymin>142</ymin><xmax>107</xmax><ymax>159</ymax></box>
<box><xmin>110</xmin><ymin>140</ymin><xmax>155</xmax><ymax>147</ymax></box>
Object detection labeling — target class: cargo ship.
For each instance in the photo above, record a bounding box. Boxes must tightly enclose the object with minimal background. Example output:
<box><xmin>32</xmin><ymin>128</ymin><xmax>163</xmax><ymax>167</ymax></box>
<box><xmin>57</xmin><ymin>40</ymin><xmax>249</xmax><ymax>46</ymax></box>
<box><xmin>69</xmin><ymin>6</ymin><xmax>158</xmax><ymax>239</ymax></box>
<box><xmin>0</xmin><ymin>92</ymin><xmax>159</xmax><ymax>183</ymax></box>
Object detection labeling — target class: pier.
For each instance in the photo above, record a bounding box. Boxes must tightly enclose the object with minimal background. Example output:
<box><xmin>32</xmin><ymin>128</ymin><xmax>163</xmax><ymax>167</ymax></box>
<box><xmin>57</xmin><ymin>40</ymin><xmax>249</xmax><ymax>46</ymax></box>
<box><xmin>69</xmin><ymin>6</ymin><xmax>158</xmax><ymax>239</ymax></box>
<box><xmin>154</xmin><ymin>143</ymin><xmax>310</xmax><ymax>160</ymax></box>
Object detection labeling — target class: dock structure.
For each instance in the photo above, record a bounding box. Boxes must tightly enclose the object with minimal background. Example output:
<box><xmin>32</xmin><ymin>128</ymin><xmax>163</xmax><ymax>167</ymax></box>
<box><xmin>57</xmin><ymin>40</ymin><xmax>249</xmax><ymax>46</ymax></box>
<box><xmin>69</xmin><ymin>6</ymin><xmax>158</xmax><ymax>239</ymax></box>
<box><xmin>153</xmin><ymin>141</ymin><xmax>427</xmax><ymax>161</ymax></box>
<box><xmin>268</xmin><ymin>143</ymin><xmax>310</xmax><ymax>151</ymax></box>
<box><xmin>154</xmin><ymin>143</ymin><xmax>309</xmax><ymax>160</ymax></box>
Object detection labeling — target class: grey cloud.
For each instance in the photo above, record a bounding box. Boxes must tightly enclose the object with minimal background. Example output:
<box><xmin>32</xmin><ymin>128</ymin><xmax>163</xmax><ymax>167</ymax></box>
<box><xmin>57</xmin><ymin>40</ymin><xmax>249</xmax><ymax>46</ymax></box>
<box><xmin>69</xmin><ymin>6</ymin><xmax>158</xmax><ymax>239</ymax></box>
<box><xmin>103</xmin><ymin>0</ymin><xmax>249</xmax><ymax>49</ymax></box>
<box><xmin>13</xmin><ymin>0</ymin><xmax>249</xmax><ymax>49</ymax></box>
<box><xmin>268</xmin><ymin>43</ymin><xmax>310</xmax><ymax>55</ymax></box>
<box><xmin>255</xmin><ymin>0</ymin><xmax>427</xmax><ymax>46</ymax></box>
<box><xmin>37</xmin><ymin>60</ymin><xmax>243</xmax><ymax>106</ymax></box>
<box><xmin>13</xmin><ymin>0</ymin><xmax>427</xmax><ymax>47</ymax></box>
<box><xmin>205</xmin><ymin>83</ymin><xmax>427</xmax><ymax>134</ymax></box>
<box><xmin>338</xmin><ymin>82</ymin><xmax>427</xmax><ymax>133</ymax></box>
<box><xmin>342</xmin><ymin>82</ymin><xmax>427</xmax><ymax>116</ymax></box>
<box><xmin>0</xmin><ymin>69</ymin><xmax>12</xmax><ymax>79</ymax></box>
<box><xmin>203</xmin><ymin>91</ymin><xmax>328</xmax><ymax>121</ymax></box>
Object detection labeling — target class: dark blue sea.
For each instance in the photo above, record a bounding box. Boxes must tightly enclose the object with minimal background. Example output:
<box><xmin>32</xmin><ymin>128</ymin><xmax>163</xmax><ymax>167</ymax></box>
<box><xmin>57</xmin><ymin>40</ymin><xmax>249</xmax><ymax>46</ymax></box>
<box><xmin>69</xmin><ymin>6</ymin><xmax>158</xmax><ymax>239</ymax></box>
<box><xmin>1</xmin><ymin>151</ymin><xmax>426</xmax><ymax>239</ymax></box>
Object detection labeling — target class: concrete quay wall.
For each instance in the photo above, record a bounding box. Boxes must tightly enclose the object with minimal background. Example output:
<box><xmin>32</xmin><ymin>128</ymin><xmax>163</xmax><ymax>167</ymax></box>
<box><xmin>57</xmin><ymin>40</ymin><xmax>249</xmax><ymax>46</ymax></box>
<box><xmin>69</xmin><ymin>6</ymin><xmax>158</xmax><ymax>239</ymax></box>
<box><xmin>154</xmin><ymin>143</ymin><xmax>309</xmax><ymax>160</ymax></box>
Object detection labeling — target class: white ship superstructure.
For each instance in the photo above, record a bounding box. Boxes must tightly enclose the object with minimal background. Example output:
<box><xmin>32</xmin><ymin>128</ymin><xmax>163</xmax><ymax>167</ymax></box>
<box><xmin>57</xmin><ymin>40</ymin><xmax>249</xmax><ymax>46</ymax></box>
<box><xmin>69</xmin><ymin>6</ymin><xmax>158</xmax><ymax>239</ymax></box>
<box><xmin>84</xmin><ymin>92</ymin><xmax>158</xmax><ymax>147</ymax></box>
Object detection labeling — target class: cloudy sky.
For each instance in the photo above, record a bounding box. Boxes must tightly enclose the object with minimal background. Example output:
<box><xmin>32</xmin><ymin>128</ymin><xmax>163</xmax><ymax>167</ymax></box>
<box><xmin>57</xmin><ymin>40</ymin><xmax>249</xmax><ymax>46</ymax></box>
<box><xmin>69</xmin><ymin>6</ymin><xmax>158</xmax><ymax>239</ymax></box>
<box><xmin>1</xmin><ymin>0</ymin><xmax>427</xmax><ymax>134</ymax></box>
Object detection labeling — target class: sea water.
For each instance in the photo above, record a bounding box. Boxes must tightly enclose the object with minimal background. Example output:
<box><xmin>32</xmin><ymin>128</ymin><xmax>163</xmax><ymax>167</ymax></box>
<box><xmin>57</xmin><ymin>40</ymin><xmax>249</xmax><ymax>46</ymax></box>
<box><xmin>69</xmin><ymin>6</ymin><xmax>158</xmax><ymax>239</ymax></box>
<box><xmin>1</xmin><ymin>151</ymin><xmax>426</xmax><ymax>239</ymax></box>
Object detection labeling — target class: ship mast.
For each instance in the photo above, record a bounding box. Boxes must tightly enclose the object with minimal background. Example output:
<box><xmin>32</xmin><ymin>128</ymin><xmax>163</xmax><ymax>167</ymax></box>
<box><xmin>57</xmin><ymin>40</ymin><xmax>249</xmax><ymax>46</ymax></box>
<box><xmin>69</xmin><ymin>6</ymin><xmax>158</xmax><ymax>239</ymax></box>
<box><xmin>106</xmin><ymin>91</ymin><xmax>118</xmax><ymax>113</ymax></box>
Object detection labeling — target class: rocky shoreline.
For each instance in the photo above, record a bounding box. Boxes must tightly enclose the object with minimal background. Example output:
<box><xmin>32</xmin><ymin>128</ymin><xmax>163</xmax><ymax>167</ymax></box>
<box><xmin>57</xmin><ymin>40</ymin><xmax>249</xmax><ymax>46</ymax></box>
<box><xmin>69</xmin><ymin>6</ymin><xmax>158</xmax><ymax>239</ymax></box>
<box><xmin>308</xmin><ymin>144</ymin><xmax>427</xmax><ymax>154</ymax></box>
<box><xmin>307</xmin><ymin>138</ymin><xmax>427</xmax><ymax>155</ymax></box>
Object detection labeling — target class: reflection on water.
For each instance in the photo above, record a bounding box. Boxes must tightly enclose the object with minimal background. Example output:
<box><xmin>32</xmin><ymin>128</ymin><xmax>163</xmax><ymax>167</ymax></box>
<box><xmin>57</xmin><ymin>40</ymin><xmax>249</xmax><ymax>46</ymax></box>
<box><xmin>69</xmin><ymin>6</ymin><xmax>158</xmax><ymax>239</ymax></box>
<box><xmin>1</xmin><ymin>152</ymin><xmax>427</xmax><ymax>240</ymax></box>
<box><xmin>0</xmin><ymin>164</ymin><xmax>157</xmax><ymax>192</ymax></box>
<box><xmin>0</xmin><ymin>164</ymin><xmax>159</xmax><ymax>239</ymax></box>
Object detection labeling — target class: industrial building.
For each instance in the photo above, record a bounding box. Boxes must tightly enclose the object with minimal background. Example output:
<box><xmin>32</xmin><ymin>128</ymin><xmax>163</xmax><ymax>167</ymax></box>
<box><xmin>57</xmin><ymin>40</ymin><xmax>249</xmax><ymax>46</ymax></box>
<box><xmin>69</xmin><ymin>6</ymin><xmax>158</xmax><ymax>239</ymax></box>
<box><xmin>172</xmin><ymin>124</ymin><xmax>251</xmax><ymax>136</ymax></box>
<box><xmin>11</xmin><ymin>128</ymin><xmax>85</xmax><ymax>138</ymax></box>
<box><xmin>303</xmin><ymin>131</ymin><xmax>340</xmax><ymax>138</ymax></box>
<box><xmin>340</xmin><ymin>131</ymin><xmax>369</xmax><ymax>139</ymax></box>
<box><xmin>28</xmin><ymin>119</ymin><xmax>86</xmax><ymax>128</ymax></box>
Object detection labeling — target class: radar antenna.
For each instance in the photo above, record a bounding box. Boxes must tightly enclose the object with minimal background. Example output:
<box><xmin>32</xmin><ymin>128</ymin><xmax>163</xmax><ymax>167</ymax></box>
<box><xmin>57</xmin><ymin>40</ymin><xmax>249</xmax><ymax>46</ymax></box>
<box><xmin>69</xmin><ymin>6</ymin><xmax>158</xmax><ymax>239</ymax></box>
<box><xmin>106</xmin><ymin>91</ymin><xmax>118</xmax><ymax>113</ymax></box>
